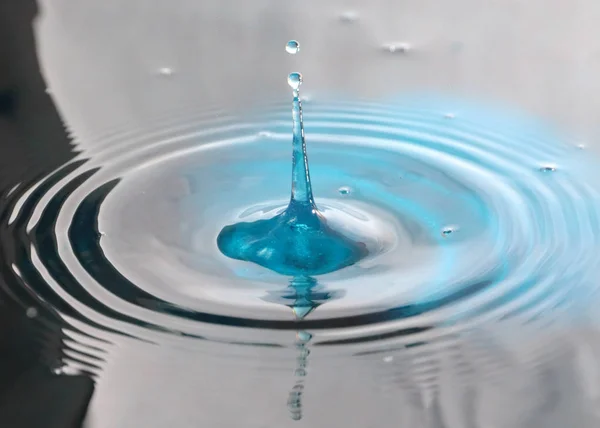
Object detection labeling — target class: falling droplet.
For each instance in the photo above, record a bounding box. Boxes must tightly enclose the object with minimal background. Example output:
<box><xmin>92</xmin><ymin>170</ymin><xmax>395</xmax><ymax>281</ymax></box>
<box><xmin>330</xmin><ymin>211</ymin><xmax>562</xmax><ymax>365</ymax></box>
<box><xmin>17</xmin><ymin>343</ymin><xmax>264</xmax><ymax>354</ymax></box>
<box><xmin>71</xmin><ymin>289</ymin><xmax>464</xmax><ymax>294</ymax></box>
<box><xmin>339</xmin><ymin>11</ymin><xmax>359</xmax><ymax>23</ymax></box>
<box><xmin>338</xmin><ymin>186</ymin><xmax>352</xmax><ymax>195</ymax></box>
<box><xmin>383</xmin><ymin>42</ymin><xmax>412</xmax><ymax>54</ymax></box>
<box><xmin>158</xmin><ymin>67</ymin><xmax>174</xmax><ymax>76</ymax></box>
<box><xmin>539</xmin><ymin>164</ymin><xmax>557</xmax><ymax>173</ymax></box>
<box><xmin>26</xmin><ymin>307</ymin><xmax>38</xmax><ymax>318</ymax></box>
<box><xmin>287</xmin><ymin>72</ymin><xmax>303</xmax><ymax>90</ymax></box>
<box><xmin>286</xmin><ymin>40</ymin><xmax>300</xmax><ymax>54</ymax></box>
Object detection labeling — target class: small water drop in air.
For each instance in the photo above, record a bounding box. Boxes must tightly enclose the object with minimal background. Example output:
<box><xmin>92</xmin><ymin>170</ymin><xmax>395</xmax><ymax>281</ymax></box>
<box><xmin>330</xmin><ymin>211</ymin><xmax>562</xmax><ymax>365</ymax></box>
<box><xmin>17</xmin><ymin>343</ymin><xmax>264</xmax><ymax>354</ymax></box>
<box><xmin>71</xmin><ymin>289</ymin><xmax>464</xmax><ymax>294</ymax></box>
<box><xmin>383</xmin><ymin>356</ymin><xmax>394</xmax><ymax>363</ymax></box>
<box><xmin>286</xmin><ymin>40</ymin><xmax>300</xmax><ymax>54</ymax></box>
<box><xmin>287</xmin><ymin>72</ymin><xmax>303</xmax><ymax>91</ymax></box>
<box><xmin>539</xmin><ymin>164</ymin><xmax>557</xmax><ymax>173</ymax></box>
<box><xmin>26</xmin><ymin>307</ymin><xmax>38</xmax><ymax>318</ymax></box>
<box><xmin>444</xmin><ymin>113</ymin><xmax>455</xmax><ymax>119</ymax></box>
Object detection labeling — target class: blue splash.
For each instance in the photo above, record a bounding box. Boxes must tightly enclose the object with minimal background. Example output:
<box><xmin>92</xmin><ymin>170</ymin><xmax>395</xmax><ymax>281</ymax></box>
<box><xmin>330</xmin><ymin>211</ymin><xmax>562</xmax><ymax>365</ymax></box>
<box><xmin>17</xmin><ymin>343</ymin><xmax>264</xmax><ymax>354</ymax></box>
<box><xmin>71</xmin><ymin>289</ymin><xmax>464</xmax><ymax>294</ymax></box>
<box><xmin>217</xmin><ymin>82</ymin><xmax>368</xmax><ymax>276</ymax></box>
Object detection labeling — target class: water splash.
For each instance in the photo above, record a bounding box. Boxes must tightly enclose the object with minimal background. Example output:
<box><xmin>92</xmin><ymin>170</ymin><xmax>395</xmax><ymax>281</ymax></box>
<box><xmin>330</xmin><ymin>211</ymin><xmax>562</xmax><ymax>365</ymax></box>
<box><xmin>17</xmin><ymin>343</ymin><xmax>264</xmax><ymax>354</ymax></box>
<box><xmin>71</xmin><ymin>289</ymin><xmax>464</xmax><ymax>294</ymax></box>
<box><xmin>217</xmin><ymin>43</ymin><xmax>367</xmax><ymax>278</ymax></box>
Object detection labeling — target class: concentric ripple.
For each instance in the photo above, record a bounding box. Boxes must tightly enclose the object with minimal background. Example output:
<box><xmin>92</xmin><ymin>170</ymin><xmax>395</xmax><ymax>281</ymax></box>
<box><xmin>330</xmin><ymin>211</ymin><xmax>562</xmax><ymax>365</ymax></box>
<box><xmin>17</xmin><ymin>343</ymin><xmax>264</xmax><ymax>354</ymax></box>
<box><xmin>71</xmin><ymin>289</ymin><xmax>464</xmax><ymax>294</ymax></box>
<box><xmin>3</xmin><ymin>98</ymin><xmax>600</xmax><ymax>347</ymax></box>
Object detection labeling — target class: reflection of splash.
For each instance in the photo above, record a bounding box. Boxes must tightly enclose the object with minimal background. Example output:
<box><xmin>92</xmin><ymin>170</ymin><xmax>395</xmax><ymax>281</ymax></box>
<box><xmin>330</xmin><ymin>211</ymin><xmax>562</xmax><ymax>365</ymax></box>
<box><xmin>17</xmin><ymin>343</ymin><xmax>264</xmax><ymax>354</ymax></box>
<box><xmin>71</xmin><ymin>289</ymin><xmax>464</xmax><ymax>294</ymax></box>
<box><xmin>287</xmin><ymin>331</ymin><xmax>312</xmax><ymax>421</ymax></box>
<box><xmin>262</xmin><ymin>276</ymin><xmax>345</xmax><ymax>320</ymax></box>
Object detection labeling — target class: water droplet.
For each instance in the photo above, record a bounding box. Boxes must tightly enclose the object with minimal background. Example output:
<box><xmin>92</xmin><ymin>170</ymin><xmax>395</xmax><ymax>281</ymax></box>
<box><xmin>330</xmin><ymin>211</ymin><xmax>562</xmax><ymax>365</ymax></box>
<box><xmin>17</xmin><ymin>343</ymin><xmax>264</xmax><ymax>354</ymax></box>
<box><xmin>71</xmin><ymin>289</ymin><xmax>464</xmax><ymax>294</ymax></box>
<box><xmin>258</xmin><ymin>131</ymin><xmax>273</xmax><ymax>138</ymax></box>
<box><xmin>383</xmin><ymin>42</ymin><xmax>411</xmax><ymax>54</ymax></box>
<box><xmin>26</xmin><ymin>307</ymin><xmax>38</xmax><ymax>318</ymax></box>
<box><xmin>577</xmin><ymin>143</ymin><xmax>586</xmax><ymax>150</ymax></box>
<box><xmin>383</xmin><ymin>356</ymin><xmax>394</xmax><ymax>363</ymax></box>
<box><xmin>157</xmin><ymin>67</ymin><xmax>174</xmax><ymax>76</ymax></box>
<box><xmin>286</xmin><ymin>40</ymin><xmax>300</xmax><ymax>55</ymax></box>
<box><xmin>539</xmin><ymin>164</ymin><xmax>557</xmax><ymax>172</ymax></box>
<box><xmin>442</xmin><ymin>226</ymin><xmax>459</xmax><ymax>237</ymax></box>
<box><xmin>339</xmin><ymin>11</ymin><xmax>359</xmax><ymax>23</ymax></box>
<box><xmin>287</xmin><ymin>72</ymin><xmax>303</xmax><ymax>90</ymax></box>
<box><xmin>338</xmin><ymin>186</ymin><xmax>352</xmax><ymax>195</ymax></box>
<box><xmin>444</xmin><ymin>113</ymin><xmax>456</xmax><ymax>119</ymax></box>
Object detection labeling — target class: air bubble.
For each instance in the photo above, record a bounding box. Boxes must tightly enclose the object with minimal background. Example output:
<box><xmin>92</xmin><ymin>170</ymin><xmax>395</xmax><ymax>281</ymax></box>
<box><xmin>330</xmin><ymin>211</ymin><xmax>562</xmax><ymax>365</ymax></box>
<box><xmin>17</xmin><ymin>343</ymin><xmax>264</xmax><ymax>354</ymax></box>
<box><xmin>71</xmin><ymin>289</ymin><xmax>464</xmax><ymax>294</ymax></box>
<box><xmin>286</xmin><ymin>40</ymin><xmax>300</xmax><ymax>55</ymax></box>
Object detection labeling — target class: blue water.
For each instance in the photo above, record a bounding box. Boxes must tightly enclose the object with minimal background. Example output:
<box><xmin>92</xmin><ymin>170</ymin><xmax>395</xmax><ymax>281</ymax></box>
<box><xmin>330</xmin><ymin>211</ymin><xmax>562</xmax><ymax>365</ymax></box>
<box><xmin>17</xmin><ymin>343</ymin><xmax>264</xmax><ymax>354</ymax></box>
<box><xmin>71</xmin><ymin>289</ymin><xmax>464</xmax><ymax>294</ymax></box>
<box><xmin>218</xmin><ymin>46</ymin><xmax>368</xmax><ymax>279</ymax></box>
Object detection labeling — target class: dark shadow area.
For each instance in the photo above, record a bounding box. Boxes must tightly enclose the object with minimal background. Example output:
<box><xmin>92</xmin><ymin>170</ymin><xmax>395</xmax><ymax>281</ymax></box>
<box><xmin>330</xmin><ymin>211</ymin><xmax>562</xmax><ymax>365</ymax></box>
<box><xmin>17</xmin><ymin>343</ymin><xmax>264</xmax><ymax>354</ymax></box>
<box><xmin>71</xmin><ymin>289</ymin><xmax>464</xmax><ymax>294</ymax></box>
<box><xmin>0</xmin><ymin>0</ymin><xmax>95</xmax><ymax>427</ymax></box>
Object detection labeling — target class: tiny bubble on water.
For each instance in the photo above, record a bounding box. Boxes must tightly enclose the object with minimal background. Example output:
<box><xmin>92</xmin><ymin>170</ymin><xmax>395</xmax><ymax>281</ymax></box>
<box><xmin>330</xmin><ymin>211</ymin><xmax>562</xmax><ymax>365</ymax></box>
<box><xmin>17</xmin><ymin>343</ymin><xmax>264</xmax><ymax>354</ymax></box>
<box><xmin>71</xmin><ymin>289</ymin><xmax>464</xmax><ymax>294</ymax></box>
<box><xmin>158</xmin><ymin>67</ymin><xmax>174</xmax><ymax>76</ymax></box>
<box><xmin>338</xmin><ymin>186</ymin><xmax>352</xmax><ymax>195</ymax></box>
<box><xmin>339</xmin><ymin>11</ymin><xmax>359</xmax><ymax>22</ymax></box>
<box><xmin>539</xmin><ymin>164</ymin><xmax>557</xmax><ymax>172</ymax></box>
<box><xmin>288</xmin><ymin>72</ymin><xmax>303</xmax><ymax>90</ymax></box>
<box><xmin>442</xmin><ymin>226</ymin><xmax>458</xmax><ymax>237</ymax></box>
<box><xmin>383</xmin><ymin>42</ymin><xmax>411</xmax><ymax>53</ymax></box>
<box><xmin>26</xmin><ymin>307</ymin><xmax>38</xmax><ymax>318</ymax></box>
<box><xmin>286</xmin><ymin>40</ymin><xmax>300</xmax><ymax>55</ymax></box>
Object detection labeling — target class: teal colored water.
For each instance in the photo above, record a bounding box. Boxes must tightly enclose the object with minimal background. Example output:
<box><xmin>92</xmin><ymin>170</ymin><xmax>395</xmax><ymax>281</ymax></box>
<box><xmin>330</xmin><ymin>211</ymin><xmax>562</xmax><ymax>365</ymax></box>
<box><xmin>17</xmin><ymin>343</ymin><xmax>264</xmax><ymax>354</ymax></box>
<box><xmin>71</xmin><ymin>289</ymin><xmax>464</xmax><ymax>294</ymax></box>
<box><xmin>217</xmin><ymin>50</ymin><xmax>368</xmax><ymax>277</ymax></box>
